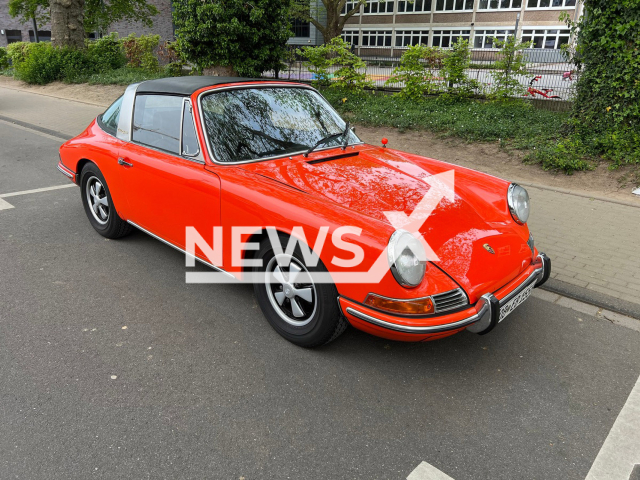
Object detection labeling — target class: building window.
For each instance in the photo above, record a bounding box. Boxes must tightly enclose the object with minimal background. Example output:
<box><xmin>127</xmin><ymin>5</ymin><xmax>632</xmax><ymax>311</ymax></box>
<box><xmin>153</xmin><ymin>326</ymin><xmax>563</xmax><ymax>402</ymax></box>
<box><xmin>341</xmin><ymin>0</ymin><xmax>361</xmax><ymax>15</ymax></box>
<box><xmin>28</xmin><ymin>30</ymin><xmax>52</xmax><ymax>42</ymax></box>
<box><xmin>361</xmin><ymin>30</ymin><xmax>393</xmax><ymax>47</ymax></box>
<box><xmin>473</xmin><ymin>29</ymin><xmax>515</xmax><ymax>48</ymax></box>
<box><xmin>397</xmin><ymin>0</ymin><xmax>432</xmax><ymax>13</ymax></box>
<box><xmin>292</xmin><ymin>19</ymin><xmax>310</xmax><ymax>38</ymax></box>
<box><xmin>395</xmin><ymin>30</ymin><xmax>430</xmax><ymax>47</ymax></box>
<box><xmin>363</xmin><ymin>0</ymin><xmax>394</xmax><ymax>14</ymax></box>
<box><xmin>478</xmin><ymin>0</ymin><xmax>522</xmax><ymax>9</ymax></box>
<box><xmin>342</xmin><ymin>29</ymin><xmax>360</xmax><ymax>46</ymax></box>
<box><xmin>432</xmin><ymin>29</ymin><xmax>470</xmax><ymax>48</ymax></box>
<box><xmin>434</xmin><ymin>0</ymin><xmax>474</xmax><ymax>11</ymax></box>
<box><xmin>526</xmin><ymin>0</ymin><xmax>576</xmax><ymax>8</ymax></box>
<box><xmin>521</xmin><ymin>28</ymin><xmax>570</xmax><ymax>48</ymax></box>
<box><xmin>6</xmin><ymin>30</ymin><xmax>22</xmax><ymax>44</ymax></box>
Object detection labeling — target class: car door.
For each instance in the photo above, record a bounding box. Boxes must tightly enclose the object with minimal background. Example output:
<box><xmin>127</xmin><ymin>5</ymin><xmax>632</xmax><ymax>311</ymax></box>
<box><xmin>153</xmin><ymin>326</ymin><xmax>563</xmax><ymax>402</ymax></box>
<box><xmin>118</xmin><ymin>94</ymin><xmax>221</xmax><ymax>252</ymax></box>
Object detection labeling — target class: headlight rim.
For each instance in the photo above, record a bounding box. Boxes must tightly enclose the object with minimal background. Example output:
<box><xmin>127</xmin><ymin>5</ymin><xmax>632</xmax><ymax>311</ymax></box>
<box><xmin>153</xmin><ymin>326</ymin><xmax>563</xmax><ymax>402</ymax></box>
<box><xmin>387</xmin><ymin>229</ymin><xmax>427</xmax><ymax>288</ymax></box>
<box><xmin>507</xmin><ymin>183</ymin><xmax>530</xmax><ymax>225</ymax></box>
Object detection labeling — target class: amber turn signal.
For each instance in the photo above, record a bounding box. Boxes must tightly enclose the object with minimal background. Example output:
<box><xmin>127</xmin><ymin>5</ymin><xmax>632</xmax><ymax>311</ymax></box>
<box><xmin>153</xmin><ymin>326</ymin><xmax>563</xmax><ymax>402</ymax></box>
<box><xmin>364</xmin><ymin>294</ymin><xmax>434</xmax><ymax>315</ymax></box>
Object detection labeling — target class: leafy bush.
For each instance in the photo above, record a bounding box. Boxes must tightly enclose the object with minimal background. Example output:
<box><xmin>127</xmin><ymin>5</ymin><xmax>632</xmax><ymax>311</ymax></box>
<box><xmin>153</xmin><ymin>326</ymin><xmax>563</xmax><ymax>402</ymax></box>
<box><xmin>87</xmin><ymin>33</ymin><xmax>127</xmax><ymax>71</ymax></box>
<box><xmin>298</xmin><ymin>42</ymin><xmax>333</xmax><ymax>87</ymax></box>
<box><xmin>11</xmin><ymin>42</ymin><xmax>98</xmax><ymax>84</ymax></box>
<box><xmin>490</xmin><ymin>36</ymin><xmax>531</xmax><ymax>99</ymax></box>
<box><xmin>0</xmin><ymin>47</ymin><xmax>9</xmax><ymax>70</ymax></box>
<box><xmin>326</xmin><ymin>38</ymin><xmax>372</xmax><ymax>91</ymax></box>
<box><xmin>5</xmin><ymin>41</ymin><xmax>33</xmax><ymax>67</ymax></box>
<box><xmin>440</xmin><ymin>38</ymin><xmax>478</xmax><ymax>96</ymax></box>
<box><xmin>386</xmin><ymin>44</ymin><xmax>443</xmax><ymax>101</ymax></box>
<box><xmin>299</xmin><ymin>38</ymin><xmax>372</xmax><ymax>91</ymax></box>
<box><xmin>121</xmin><ymin>33</ymin><xmax>160</xmax><ymax>71</ymax></box>
<box><xmin>157</xmin><ymin>41</ymin><xmax>185</xmax><ymax>76</ymax></box>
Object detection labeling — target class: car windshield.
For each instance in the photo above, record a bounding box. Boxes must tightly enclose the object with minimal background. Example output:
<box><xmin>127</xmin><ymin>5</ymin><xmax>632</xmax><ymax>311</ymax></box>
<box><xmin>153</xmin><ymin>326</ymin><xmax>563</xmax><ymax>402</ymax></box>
<box><xmin>200</xmin><ymin>87</ymin><xmax>361</xmax><ymax>163</ymax></box>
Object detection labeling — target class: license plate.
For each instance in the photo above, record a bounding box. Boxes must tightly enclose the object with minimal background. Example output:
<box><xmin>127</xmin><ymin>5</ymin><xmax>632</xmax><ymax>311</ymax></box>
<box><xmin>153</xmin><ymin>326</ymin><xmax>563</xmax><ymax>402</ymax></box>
<box><xmin>499</xmin><ymin>282</ymin><xmax>535</xmax><ymax>322</ymax></box>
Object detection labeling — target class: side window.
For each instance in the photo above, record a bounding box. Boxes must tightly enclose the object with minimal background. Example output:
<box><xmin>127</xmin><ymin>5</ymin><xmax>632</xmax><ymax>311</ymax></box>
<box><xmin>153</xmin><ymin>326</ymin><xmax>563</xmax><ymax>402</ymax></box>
<box><xmin>181</xmin><ymin>101</ymin><xmax>200</xmax><ymax>157</ymax></box>
<box><xmin>132</xmin><ymin>95</ymin><xmax>183</xmax><ymax>154</ymax></box>
<box><xmin>100</xmin><ymin>96</ymin><xmax>123</xmax><ymax>137</ymax></box>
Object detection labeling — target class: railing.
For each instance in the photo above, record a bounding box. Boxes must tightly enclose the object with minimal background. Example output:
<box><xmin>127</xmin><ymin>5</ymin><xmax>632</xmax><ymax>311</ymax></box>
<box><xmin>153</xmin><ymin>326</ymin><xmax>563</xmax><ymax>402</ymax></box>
<box><xmin>264</xmin><ymin>48</ymin><xmax>576</xmax><ymax>111</ymax></box>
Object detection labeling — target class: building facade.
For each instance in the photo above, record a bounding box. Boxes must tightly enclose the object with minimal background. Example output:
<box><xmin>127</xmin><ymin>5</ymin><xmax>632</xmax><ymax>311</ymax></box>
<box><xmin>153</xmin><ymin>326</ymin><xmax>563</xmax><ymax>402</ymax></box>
<box><xmin>0</xmin><ymin>0</ymin><xmax>175</xmax><ymax>48</ymax></box>
<box><xmin>340</xmin><ymin>0</ymin><xmax>583</xmax><ymax>60</ymax></box>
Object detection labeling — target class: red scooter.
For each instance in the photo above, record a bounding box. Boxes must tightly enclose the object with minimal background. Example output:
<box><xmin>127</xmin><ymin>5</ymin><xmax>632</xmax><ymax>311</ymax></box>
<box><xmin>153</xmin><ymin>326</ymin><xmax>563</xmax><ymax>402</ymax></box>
<box><xmin>525</xmin><ymin>76</ymin><xmax>561</xmax><ymax>99</ymax></box>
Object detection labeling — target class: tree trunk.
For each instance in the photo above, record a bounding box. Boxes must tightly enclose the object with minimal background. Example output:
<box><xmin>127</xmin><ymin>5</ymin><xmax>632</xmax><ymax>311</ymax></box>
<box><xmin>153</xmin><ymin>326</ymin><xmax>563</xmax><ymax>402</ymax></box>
<box><xmin>50</xmin><ymin>0</ymin><xmax>85</xmax><ymax>49</ymax></box>
<box><xmin>203</xmin><ymin>66</ymin><xmax>239</xmax><ymax>77</ymax></box>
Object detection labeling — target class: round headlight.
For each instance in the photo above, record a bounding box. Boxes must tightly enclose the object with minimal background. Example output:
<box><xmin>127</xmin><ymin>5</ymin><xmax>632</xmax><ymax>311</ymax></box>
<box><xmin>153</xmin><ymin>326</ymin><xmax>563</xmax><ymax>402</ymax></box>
<box><xmin>387</xmin><ymin>230</ymin><xmax>427</xmax><ymax>288</ymax></box>
<box><xmin>507</xmin><ymin>184</ymin><xmax>530</xmax><ymax>225</ymax></box>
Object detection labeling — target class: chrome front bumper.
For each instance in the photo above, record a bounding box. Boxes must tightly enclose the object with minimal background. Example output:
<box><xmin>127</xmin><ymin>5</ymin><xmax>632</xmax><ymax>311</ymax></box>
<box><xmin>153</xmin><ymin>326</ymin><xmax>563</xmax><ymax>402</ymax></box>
<box><xmin>466</xmin><ymin>252</ymin><xmax>550</xmax><ymax>335</ymax></box>
<box><xmin>343</xmin><ymin>253</ymin><xmax>551</xmax><ymax>336</ymax></box>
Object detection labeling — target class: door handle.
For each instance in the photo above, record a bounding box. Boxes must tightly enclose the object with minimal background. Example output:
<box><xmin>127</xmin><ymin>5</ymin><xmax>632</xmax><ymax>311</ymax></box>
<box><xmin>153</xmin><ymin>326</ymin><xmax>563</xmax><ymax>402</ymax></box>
<box><xmin>118</xmin><ymin>157</ymin><xmax>133</xmax><ymax>167</ymax></box>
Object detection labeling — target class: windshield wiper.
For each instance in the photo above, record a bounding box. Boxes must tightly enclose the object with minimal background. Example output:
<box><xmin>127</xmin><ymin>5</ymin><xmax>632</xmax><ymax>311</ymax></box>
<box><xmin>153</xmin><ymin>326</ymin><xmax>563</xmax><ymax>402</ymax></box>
<box><xmin>303</xmin><ymin>122</ymin><xmax>350</xmax><ymax>158</ymax></box>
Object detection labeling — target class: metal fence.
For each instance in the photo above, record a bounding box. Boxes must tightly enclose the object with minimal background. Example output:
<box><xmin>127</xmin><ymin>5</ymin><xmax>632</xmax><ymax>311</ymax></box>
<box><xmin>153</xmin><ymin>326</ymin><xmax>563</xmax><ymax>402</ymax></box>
<box><xmin>263</xmin><ymin>48</ymin><xmax>576</xmax><ymax>111</ymax></box>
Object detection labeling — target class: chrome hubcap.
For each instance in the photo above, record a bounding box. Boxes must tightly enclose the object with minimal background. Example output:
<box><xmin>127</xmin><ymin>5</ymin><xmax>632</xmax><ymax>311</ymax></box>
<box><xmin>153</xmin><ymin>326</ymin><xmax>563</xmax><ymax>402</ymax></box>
<box><xmin>86</xmin><ymin>176</ymin><xmax>109</xmax><ymax>225</ymax></box>
<box><xmin>265</xmin><ymin>254</ymin><xmax>317</xmax><ymax>327</ymax></box>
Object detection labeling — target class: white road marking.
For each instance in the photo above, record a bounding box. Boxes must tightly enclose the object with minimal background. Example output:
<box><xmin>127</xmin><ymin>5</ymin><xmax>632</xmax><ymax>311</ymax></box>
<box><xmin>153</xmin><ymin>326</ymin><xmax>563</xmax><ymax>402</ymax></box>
<box><xmin>0</xmin><ymin>197</ymin><xmax>15</xmax><ymax>211</ymax></box>
<box><xmin>586</xmin><ymin>374</ymin><xmax>640</xmax><ymax>480</ymax></box>
<box><xmin>0</xmin><ymin>183</ymin><xmax>76</xmax><ymax>211</ymax></box>
<box><xmin>407</xmin><ymin>462</ymin><xmax>454</xmax><ymax>480</ymax></box>
<box><xmin>0</xmin><ymin>183</ymin><xmax>76</xmax><ymax>198</ymax></box>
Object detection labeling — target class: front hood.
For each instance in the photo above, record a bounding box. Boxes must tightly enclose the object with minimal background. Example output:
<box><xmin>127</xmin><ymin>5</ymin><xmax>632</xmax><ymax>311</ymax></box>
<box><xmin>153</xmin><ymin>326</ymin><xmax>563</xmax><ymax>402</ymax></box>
<box><xmin>241</xmin><ymin>145</ymin><xmax>533</xmax><ymax>301</ymax></box>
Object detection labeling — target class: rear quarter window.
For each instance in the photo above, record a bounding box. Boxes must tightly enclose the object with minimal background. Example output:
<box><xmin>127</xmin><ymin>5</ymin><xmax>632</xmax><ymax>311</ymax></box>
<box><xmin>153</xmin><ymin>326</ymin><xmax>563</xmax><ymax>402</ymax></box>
<box><xmin>99</xmin><ymin>96</ymin><xmax>123</xmax><ymax>137</ymax></box>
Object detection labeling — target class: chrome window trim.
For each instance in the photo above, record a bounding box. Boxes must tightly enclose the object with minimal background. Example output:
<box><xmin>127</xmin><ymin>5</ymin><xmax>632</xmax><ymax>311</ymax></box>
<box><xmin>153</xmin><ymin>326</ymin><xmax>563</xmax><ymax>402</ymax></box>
<box><xmin>196</xmin><ymin>83</ymin><xmax>364</xmax><ymax>166</ymax></box>
<box><xmin>180</xmin><ymin>98</ymin><xmax>203</xmax><ymax>160</ymax></box>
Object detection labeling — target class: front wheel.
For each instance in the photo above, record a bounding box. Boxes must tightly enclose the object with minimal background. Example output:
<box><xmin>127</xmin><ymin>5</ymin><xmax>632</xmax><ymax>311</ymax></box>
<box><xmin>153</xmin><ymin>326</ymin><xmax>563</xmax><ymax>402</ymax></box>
<box><xmin>253</xmin><ymin>236</ymin><xmax>347</xmax><ymax>348</ymax></box>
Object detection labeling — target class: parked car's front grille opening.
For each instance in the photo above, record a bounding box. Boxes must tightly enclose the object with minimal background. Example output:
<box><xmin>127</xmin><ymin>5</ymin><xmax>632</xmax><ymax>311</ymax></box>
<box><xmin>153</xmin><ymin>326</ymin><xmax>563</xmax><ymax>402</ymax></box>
<box><xmin>432</xmin><ymin>288</ymin><xmax>468</xmax><ymax>313</ymax></box>
<box><xmin>306</xmin><ymin>152</ymin><xmax>359</xmax><ymax>165</ymax></box>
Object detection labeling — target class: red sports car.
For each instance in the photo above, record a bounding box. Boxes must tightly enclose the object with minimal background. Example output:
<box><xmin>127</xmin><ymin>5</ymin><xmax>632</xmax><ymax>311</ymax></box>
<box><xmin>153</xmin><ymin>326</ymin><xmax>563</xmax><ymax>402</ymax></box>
<box><xmin>58</xmin><ymin>77</ymin><xmax>550</xmax><ymax>347</ymax></box>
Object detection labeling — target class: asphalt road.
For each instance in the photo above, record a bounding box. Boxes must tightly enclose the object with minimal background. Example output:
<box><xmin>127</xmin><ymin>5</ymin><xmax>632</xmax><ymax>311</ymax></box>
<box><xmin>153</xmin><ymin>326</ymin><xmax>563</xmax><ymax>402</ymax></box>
<box><xmin>1</xmin><ymin>120</ymin><xmax>639</xmax><ymax>480</ymax></box>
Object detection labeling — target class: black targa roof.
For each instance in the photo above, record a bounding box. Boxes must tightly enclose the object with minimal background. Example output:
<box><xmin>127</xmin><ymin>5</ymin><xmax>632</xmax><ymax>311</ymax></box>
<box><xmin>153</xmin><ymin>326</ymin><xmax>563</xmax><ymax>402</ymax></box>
<box><xmin>136</xmin><ymin>76</ymin><xmax>264</xmax><ymax>96</ymax></box>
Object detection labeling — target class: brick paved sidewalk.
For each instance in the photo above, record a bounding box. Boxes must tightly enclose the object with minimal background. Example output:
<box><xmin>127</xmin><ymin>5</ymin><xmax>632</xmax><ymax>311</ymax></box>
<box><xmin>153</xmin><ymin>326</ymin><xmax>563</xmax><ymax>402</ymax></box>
<box><xmin>1</xmin><ymin>85</ymin><xmax>638</xmax><ymax>312</ymax></box>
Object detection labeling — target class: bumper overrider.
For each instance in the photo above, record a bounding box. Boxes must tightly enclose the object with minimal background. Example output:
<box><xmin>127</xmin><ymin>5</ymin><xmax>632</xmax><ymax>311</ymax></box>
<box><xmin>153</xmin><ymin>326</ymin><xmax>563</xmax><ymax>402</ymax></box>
<box><xmin>339</xmin><ymin>253</ymin><xmax>551</xmax><ymax>341</ymax></box>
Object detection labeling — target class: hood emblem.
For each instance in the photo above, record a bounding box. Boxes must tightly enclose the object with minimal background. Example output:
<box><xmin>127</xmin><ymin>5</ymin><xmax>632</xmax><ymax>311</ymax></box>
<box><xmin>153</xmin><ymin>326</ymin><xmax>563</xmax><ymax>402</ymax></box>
<box><xmin>483</xmin><ymin>243</ymin><xmax>495</xmax><ymax>254</ymax></box>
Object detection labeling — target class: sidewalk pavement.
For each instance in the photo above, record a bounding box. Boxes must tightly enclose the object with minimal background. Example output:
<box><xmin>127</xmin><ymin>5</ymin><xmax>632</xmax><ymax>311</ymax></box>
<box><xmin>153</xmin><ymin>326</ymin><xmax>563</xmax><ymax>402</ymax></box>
<box><xmin>1</xmin><ymin>86</ymin><xmax>638</xmax><ymax>316</ymax></box>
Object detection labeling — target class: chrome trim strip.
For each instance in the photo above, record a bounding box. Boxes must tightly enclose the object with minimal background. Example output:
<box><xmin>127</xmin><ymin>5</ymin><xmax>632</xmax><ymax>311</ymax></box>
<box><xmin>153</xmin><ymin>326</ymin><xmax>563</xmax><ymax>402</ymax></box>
<box><xmin>344</xmin><ymin>305</ymin><xmax>483</xmax><ymax>334</ymax></box>
<box><xmin>127</xmin><ymin>221</ymin><xmax>236</xmax><ymax>279</ymax></box>
<box><xmin>57</xmin><ymin>163</ymin><xmax>75</xmax><ymax>179</ymax></box>
<box><xmin>180</xmin><ymin>98</ymin><xmax>203</xmax><ymax>161</ymax></box>
<box><xmin>196</xmin><ymin>83</ymin><xmax>364</xmax><ymax>165</ymax></box>
<box><xmin>498</xmin><ymin>264</ymin><xmax>543</xmax><ymax>307</ymax></box>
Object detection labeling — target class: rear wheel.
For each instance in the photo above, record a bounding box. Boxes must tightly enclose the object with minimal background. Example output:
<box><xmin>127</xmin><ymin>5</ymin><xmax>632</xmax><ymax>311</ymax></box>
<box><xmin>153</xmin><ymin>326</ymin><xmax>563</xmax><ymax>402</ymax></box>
<box><xmin>80</xmin><ymin>163</ymin><xmax>132</xmax><ymax>239</ymax></box>
<box><xmin>253</xmin><ymin>236</ymin><xmax>347</xmax><ymax>347</ymax></box>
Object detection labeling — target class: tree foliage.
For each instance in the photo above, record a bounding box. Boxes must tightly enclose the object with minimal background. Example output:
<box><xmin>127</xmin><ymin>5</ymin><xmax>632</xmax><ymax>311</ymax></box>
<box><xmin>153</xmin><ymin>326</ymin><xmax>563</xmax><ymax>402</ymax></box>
<box><xmin>8</xmin><ymin>0</ymin><xmax>158</xmax><ymax>37</ymax></box>
<box><xmin>290</xmin><ymin>0</ymin><xmax>365</xmax><ymax>41</ymax></box>
<box><xmin>173</xmin><ymin>0</ymin><xmax>292</xmax><ymax>77</ymax></box>
<box><xmin>563</xmin><ymin>0</ymin><xmax>640</xmax><ymax>165</ymax></box>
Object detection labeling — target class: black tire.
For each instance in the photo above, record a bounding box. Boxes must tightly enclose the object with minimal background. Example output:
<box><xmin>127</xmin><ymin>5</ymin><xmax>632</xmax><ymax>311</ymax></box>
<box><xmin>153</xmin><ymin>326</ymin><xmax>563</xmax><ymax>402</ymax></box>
<box><xmin>253</xmin><ymin>235</ymin><xmax>347</xmax><ymax>348</ymax></box>
<box><xmin>80</xmin><ymin>163</ymin><xmax>132</xmax><ymax>239</ymax></box>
